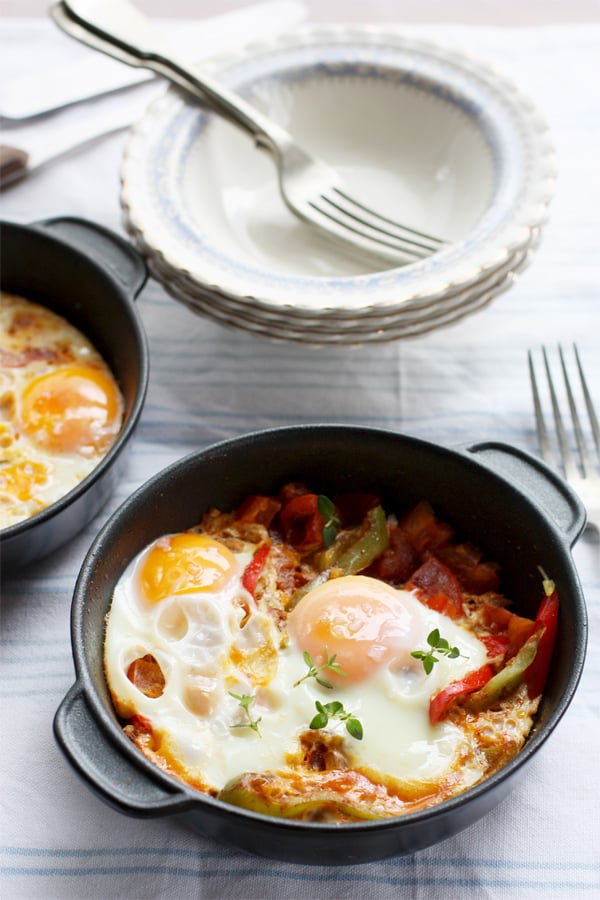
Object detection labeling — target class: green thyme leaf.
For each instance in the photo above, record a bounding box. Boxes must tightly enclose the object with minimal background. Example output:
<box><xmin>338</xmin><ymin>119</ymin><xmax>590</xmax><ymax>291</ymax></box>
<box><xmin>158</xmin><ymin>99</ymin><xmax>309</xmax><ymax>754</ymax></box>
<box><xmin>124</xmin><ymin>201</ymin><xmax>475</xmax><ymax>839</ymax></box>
<box><xmin>346</xmin><ymin>717</ymin><xmax>364</xmax><ymax>741</ymax></box>
<box><xmin>310</xmin><ymin>710</ymin><xmax>329</xmax><ymax>729</ymax></box>
<box><xmin>318</xmin><ymin>495</ymin><xmax>342</xmax><ymax>548</ymax></box>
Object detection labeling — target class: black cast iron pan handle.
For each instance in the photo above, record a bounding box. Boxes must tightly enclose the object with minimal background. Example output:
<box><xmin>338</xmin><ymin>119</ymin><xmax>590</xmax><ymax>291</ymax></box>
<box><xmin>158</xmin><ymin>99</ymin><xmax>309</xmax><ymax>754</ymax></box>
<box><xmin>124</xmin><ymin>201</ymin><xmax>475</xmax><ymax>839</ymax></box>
<box><xmin>34</xmin><ymin>216</ymin><xmax>147</xmax><ymax>298</ymax></box>
<box><xmin>463</xmin><ymin>441</ymin><xmax>587</xmax><ymax>546</ymax></box>
<box><xmin>54</xmin><ymin>685</ymin><xmax>194</xmax><ymax>817</ymax></box>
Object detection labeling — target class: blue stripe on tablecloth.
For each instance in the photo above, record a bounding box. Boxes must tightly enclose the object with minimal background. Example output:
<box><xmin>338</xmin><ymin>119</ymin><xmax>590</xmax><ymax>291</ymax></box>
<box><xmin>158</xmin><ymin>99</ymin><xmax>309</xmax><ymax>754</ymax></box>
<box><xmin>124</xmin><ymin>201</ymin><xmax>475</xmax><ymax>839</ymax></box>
<box><xmin>1</xmin><ymin>852</ymin><xmax>598</xmax><ymax>891</ymax></box>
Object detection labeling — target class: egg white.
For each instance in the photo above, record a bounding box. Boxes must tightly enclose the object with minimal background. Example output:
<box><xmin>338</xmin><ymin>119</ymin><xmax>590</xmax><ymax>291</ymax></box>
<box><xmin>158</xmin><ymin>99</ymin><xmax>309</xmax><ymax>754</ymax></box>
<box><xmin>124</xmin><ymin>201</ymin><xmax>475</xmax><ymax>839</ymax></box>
<box><xmin>105</xmin><ymin>543</ymin><xmax>489</xmax><ymax>792</ymax></box>
<box><xmin>0</xmin><ymin>438</ymin><xmax>107</xmax><ymax>526</ymax></box>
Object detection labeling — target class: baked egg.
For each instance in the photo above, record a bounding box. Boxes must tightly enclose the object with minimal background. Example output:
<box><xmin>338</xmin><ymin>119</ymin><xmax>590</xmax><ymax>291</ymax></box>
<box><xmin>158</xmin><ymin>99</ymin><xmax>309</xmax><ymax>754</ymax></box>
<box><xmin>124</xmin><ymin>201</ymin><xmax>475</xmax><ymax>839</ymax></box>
<box><xmin>0</xmin><ymin>292</ymin><xmax>124</xmax><ymax>528</ymax></box>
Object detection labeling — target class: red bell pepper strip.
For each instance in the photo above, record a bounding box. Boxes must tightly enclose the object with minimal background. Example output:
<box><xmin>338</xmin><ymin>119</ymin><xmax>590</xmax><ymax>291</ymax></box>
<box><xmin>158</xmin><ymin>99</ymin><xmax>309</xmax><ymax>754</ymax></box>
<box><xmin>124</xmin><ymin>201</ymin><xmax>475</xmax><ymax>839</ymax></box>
<box><xmin>524</xmin><ymin>577</ymin><xmax>559</xmax><ymax>699</ymax></box>
<box><xmin>467</xmin><ymin>630</ymin><xmax>542</xmax><ymax>711</ymax></box>
<box><xmin>242</xmin><ymin>543</ymin><xmax>270</xmax><ymax>599</ymax></box>
<box><xmin>483</xmin><ymin>606</ymin><xmax>536</xmax><ymax>659</ymax></box>
<box><xmin>429</xmin><ymin>664</ymin><xmax>494</xmax><ymax>724</ymax></box>
<box><xmin>479</xmin><ymin>633</ymin><xmax>510</xmax><ymax>660</ymax></box>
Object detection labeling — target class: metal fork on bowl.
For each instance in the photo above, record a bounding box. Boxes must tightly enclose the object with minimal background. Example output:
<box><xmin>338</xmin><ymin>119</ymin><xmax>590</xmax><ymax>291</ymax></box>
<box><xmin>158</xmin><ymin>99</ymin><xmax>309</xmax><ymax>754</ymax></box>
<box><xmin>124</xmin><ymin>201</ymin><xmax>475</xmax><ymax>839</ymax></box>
<box><xmin>50</xmin><ymin>0</ymin><xmax>448</xmax><ymax>268</ymax></box>
<box><xmin>529</xmin><ymin>345</ymin><xmax>600</xmax><ymax>534</ymax></box>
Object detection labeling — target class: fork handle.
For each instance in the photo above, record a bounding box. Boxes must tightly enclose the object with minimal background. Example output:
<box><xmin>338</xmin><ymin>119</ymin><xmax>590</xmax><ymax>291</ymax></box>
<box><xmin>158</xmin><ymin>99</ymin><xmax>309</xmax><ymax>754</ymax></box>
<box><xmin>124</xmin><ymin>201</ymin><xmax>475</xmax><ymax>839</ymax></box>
<box><xmin>463</xmin><ymin>441</ymin><xmax>586</xmax><ymax>546</ymax></box>
<box><xmin>56</xmin><ymin>0</ymin><xmax>291</xmax><ymax>155</ymax></box>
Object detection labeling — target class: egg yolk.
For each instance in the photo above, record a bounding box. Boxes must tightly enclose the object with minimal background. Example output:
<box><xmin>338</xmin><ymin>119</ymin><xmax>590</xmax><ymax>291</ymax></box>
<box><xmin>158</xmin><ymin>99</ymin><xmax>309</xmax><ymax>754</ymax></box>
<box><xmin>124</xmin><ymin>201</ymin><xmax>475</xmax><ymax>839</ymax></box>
<box><xmin>0</xmin><ymin>459</ymin><xmax>49</xmax><ymax>501</ymax></box>
<box><xmin>20</xmin><ymin>364</ymin><xmax>122</xmax><ymax>455</ymax></box>
<box><xmin>139</xmin><ymin>533</ymin><xmax>238</xmax><ymax>604</ymax></box>
<box><xmin>288</xmin><ymin>575</ymin><xmax>422</xmax><ymax>683</ymax></box>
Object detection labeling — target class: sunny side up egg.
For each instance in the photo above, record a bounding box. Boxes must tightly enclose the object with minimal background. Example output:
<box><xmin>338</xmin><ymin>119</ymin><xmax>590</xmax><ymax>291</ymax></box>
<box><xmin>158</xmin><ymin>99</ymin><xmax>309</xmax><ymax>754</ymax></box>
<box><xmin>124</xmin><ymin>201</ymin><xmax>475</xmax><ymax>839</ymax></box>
<box><xmin>104</xmin><ymin>530</ymin><xmax>490</xmax><ymax>796</ymax></box>
<box><xmin>0</xmin><ymin>293</ymin><xmax>124</xmax><ymax>528</ymax></box>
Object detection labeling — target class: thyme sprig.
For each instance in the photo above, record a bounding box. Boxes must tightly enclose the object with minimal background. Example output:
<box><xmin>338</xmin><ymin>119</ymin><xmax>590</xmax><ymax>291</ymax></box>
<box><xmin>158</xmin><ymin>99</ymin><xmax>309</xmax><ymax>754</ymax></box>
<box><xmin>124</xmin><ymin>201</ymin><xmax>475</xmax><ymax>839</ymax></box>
<box><xmin>310</xmin><ymin>700</ymin><xmax>363</xmax><ymax>741</ymax></box>
<box><xmin>411</xmin><ymin>628</ymin><xmax>465</xmax><ymax>675</ymax></box>
<box><xmin>229</xmin><ymin>692</ymin><xmax>262</xmax><ymax>736</ymax></box>
<box><xmin>293</xmin><ymin>648</ymin><xmax>347</xmax><ymax>689</ymax></box>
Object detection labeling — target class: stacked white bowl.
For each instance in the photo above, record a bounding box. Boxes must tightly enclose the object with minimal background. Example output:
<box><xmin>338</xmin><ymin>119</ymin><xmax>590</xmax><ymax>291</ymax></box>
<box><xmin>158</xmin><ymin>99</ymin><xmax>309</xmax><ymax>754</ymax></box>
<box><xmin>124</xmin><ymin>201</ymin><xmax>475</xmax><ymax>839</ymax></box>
<box><xmin>121</xmin><ymin>26</ymin><xmax>555</xmax><ymax>345</ymax></box>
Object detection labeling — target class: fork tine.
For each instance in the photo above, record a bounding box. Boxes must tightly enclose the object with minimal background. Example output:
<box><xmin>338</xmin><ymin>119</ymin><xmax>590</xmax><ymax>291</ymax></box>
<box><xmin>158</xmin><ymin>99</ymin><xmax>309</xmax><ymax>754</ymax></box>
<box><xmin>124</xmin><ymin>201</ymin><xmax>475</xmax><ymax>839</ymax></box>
<box><xmin>542</xmin><ymin>346</ymin><xmax>580</xmax><ymax>481</ymax></box>
<box><xmin>529</xmin><ymin>349</ymin><xmax>555</xmax><ymax>467</ymax></box>
<box><xmin>574</xmin><ymin>344</ymin><xmax>600</xmax><ymax>458</ymax></box>
<box><xmin>530</xmin><ymin>345</ymin><xmax>600</xmax><ymax>536</ymax></box>
<box><xmin>306</xmin><ymin>197</ymin><xmax>439</xmax><ymax>260</ymax></box>
<box><xmin>321</xmin><ymin>188</ymin><xmax>447</xmax><ymax>254</ymax></box>
<box><xmin>531</xmin><ymin>345</ymin><xmax>599</xmax><ymax>481</ymax></box>
<box><xmin>559</xmin><ymin>344</ymin><xmax>596</xmax><ymax>478</ymax></box>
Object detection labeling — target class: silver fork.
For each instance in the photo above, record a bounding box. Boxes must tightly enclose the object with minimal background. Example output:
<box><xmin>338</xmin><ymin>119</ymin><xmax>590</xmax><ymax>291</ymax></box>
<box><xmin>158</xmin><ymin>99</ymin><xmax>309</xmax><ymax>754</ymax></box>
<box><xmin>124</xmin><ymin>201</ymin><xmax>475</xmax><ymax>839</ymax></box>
<box><xmin>528</xmin><ymin>345</ymin><xmax>600</xmax><ymax>533</ymax></box>
<box><xmin>50</xmin><ymin>0</ymin><xmax>448</xmax><ymax>267</ymax></box>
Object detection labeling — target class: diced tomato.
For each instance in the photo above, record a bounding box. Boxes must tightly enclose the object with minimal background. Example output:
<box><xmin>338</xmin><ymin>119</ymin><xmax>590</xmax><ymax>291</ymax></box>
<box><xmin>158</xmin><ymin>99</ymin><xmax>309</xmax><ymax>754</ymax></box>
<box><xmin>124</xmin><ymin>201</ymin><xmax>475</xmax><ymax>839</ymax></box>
<box><xmin>399</xmin><ymin>500</ymin><xmax>454</xmax><ymax>553</ymax></box>
<box><xmin>436</xmin><ymin>542</ymin><xmax>500</xmax><ymax>593</ymax></box>
<box><xmin>242</xmin><ymin>543</ymin><xmax>270</xmax><ymax>598</ymax></box>
<box><xmin>279</xmin><ymin>493</ymin><xmax>323</xmax><ymax>550</ymax></box>
<box><xmin>482</xmin><ymin>605</ymin><xmax>512</xmax><ymax>629</ymax></box>
<box><xmin>333</xmin><ymin>492</ymin><xmax>380</xmax><ymax>526</ymax></box>
<box><xmin>235</xmin><ymin>495</ymin><xmax>281</xmax><ymax>527</ymax></box>
<box><xmin>366</xmin><ymin>523</ymin><xmax>419</xmax><ymax>583</ymax></box>
<box><xmin>524</xmin><ymin>584</ymin><xmax>559</xmax><ymax>699</ymax></box>
<box><xmin>126</xmin><ymin>654</ymin><xmax>165</xmax><ymax>698</ymax></box>
<box><xmin>278</xmin><ymin>482</ymin><xmax>311</xmax><ymax>504</ymax></box>
<box><xmin>429</xmin><ymin>664</ymin><xmax>494</xmax><ymax>724</ymax></box>
<box><xmin>407</xmin><ymin>555</ymin><xmax>464</xmax><ymax>619</ymax></box>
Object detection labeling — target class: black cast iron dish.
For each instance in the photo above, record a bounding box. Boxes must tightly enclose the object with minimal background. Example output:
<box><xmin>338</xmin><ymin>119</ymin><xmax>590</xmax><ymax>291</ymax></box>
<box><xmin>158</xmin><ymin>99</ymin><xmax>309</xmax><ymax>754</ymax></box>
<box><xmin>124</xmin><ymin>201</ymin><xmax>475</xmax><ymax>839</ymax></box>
<box><xmin>0</xmin><ymin>217</ymin><xmax>149</xmax><ymax>570</ymax></box>
<box><xmin>54</xmin><ymin>425</ymin><xmax>587</xmax><ymax>864</ymax></box>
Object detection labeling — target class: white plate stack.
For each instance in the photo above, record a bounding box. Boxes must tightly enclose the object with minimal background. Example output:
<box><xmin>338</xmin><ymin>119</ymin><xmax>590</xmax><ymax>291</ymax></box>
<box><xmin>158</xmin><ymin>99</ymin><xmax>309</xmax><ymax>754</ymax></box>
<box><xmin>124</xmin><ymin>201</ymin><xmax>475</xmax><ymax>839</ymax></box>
<box><xmin>121</xmin><ymin>26</ymin><xmax>555</xmax><ymax>345</ymax></box>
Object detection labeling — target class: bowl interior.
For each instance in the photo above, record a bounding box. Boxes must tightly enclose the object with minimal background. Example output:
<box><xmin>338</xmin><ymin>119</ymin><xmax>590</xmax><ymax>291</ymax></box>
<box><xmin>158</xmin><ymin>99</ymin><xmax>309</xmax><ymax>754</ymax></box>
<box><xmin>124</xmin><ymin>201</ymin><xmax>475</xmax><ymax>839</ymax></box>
<box><xmin>181</xmin><ymin>64</ymin><xmax>494</xmax><ymax>277</ymax></box>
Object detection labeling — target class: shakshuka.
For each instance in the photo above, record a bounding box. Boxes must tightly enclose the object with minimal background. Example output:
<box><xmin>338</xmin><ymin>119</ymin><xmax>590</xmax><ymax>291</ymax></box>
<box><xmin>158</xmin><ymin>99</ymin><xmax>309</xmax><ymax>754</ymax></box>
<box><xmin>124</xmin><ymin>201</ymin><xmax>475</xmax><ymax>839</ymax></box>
<box><xmin>0</xmin><ymin>292</ymin><xmax>124</xmax><ymax>528</ymax></box>
<box><xmin>104</xmin><ymin>483</ymin><xmax>558</xmax><ymax>821</ymax></box>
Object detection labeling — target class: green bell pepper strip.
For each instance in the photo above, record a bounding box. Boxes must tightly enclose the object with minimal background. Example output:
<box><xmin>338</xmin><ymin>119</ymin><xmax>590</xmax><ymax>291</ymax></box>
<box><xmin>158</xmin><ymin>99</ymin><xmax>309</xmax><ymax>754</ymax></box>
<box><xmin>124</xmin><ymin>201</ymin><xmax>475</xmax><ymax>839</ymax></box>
<box><xmin>334</xmin><ymin>504</ymin><xmax>389</xmax><ymax>573</ymax></box>
<box><xmin>288</xmin><ymin>505</ymin><xmax>389</xmax><ymax>609</ymax></box>
<box><xmin>466</xmin><ymin>628</ymin><xmax>543</xmax><ymax>712</ymax></box>
<box><xmin>218</xmin><ymin>775</ymin><xmax>383</xmax><ymax>821</ymax></box>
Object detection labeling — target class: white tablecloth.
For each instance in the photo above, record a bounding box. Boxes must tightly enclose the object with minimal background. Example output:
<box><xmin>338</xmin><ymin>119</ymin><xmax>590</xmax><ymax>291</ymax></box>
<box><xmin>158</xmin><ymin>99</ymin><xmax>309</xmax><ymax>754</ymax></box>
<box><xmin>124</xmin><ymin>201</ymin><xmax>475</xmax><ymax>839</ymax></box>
<box><xmin>1</xmin><ymin>14</ymin><xmax>599</xmax><ymax>900</ymax></box>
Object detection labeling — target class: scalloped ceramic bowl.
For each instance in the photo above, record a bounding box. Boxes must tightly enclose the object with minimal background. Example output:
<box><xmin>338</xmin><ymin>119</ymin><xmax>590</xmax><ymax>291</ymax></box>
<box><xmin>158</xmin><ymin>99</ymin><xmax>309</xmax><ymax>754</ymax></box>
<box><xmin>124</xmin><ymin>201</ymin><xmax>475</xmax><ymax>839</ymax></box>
<box><xmin>121</xmin><ymin>27</ymin><xmax>555</xmax><ymax>343</ymax></box>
